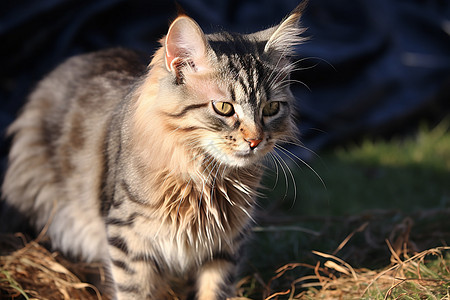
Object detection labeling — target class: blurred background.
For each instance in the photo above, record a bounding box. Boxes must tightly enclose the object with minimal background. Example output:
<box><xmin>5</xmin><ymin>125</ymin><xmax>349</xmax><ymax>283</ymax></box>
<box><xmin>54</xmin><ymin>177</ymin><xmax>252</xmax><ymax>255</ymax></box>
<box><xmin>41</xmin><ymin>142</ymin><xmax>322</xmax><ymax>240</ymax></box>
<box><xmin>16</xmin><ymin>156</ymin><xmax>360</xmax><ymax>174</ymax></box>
<box><xmin>1</xmin><ymin>0</ymin><xmax>449</xmax><ymax>157</ymax></box>
<box><xmin>0</xmin><ymin>0</ymin><xmax>449</xmax><ymax>295</ymax></box>
<box><xmin>0</xmin><ymin>0</ymin><xmax>450</xmax><ymax>156</ymax></box>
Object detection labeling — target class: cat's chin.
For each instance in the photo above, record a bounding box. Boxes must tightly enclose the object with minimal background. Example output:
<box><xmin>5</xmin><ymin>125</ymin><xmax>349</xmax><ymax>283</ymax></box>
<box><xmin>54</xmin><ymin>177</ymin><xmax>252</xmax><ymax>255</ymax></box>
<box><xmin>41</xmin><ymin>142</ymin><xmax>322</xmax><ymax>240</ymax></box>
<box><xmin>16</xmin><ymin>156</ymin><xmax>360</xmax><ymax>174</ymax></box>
<box><xmin>202</xmin><ymin>145</ymin><xmax>270</xmax><ymax>168</ymax></box>
<box><xmin>222</xmin><ymin>152</ymin><xmax>264</xmax><ymax>168</ymax></box>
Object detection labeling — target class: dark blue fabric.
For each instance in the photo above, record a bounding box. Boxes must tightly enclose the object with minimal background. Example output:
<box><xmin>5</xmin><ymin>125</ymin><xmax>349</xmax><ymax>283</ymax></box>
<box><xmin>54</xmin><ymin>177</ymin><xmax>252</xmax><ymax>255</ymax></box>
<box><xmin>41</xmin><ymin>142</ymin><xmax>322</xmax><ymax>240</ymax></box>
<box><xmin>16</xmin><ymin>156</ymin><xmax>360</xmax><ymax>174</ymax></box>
<box><xmin>1</xmin><ymin>0</ymin><xmax>449</xmax><ymax>162</ymax></box>
<box><xmin>295</xmin><ymin>0</ymin><xmax>450</xmax><ymax>152</ymax></box>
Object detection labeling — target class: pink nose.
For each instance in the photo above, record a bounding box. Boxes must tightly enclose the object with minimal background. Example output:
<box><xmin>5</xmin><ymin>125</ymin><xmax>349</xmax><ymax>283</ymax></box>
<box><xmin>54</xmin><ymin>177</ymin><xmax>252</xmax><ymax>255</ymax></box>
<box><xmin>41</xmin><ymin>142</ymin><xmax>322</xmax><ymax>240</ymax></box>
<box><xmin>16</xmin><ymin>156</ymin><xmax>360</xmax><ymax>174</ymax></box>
<box><xmin>247</xmin><ymin>139</ymin><xmax>262</xmax><ymax>149</ymax></box>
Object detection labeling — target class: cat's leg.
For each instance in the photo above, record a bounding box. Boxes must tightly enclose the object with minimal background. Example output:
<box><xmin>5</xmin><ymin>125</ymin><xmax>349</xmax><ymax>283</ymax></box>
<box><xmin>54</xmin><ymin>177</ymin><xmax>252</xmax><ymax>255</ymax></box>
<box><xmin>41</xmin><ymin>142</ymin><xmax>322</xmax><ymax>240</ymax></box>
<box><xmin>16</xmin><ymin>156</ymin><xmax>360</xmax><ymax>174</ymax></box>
<box><xmin>106</xmin><ymin>234</ymin><xmax>168</xmax><ymax>300</ymax></box>
<box><xmin>196</xmin><ymin>258</ymin><xmax>237</xmax><ymax>300</ymax></box>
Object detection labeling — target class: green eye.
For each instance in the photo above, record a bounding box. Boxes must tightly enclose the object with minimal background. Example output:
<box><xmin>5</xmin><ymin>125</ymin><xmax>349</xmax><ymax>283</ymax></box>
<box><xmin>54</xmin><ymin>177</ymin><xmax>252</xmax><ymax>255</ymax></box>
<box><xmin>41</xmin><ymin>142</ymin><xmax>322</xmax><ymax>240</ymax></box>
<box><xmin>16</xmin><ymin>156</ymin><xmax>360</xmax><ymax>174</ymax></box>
<box><xmin>262</xmin><ymin>101</ymin><xmax>280</xmax><ymax>117</ymax></box>
<box><xmin>212</xmin><ymin>101</ymin><xmax>235</xmax><ymax>117</ymax></box>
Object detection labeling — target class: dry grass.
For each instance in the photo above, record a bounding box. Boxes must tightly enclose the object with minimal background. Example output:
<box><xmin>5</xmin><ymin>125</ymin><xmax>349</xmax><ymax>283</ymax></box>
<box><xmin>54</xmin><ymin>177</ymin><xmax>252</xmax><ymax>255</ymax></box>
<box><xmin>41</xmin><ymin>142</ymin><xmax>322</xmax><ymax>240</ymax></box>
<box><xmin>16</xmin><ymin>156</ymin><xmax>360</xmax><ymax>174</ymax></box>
<box><xmin>1</xmin><ymin>217</ymin><xmax>448</xmax><ymax>300</ymax></box>
<box><xmin>266</xmin><ymin>247</ymin><xmax>450</xmax><ymax>300</ymax></box>
<box><xmin>0</xmin><ymin>233</ymin><xmax>102</xmax><ymax>300</ymax></box>
<box><xmin>235</xmin><ymin>222</ymin><xmax>450</xmax><ymax>300</ymax></box>
<box><xmin>238</xmin><ymin>246</ymin><xmax>450</xmax><ymax>300</ymax></box>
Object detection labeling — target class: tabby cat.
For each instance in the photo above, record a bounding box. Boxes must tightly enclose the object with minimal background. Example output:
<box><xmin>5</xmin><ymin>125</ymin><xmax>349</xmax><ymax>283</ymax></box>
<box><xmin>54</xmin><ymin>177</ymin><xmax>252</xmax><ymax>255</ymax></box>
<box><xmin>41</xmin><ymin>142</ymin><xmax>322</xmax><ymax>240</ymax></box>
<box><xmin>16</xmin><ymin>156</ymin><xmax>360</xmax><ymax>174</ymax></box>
<box><xmin>2</xmin><ymin>3</ymin><xmax>306</xmax><ymax>299</ymax></box>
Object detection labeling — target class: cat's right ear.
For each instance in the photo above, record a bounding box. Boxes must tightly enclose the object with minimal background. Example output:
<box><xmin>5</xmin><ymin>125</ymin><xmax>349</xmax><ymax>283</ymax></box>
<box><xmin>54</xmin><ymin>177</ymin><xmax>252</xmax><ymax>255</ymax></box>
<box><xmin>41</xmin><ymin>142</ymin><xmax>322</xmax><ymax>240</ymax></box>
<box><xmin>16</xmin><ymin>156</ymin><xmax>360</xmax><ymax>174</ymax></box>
<box><xmin>261</xmin><ymin>1</ymin><xmax>308</xmax><ymax>57</ymax></box>
<box><xmin>164</xmin><ymin>16</ymin><xmax>209</xmax><ymax>79</ymax></box>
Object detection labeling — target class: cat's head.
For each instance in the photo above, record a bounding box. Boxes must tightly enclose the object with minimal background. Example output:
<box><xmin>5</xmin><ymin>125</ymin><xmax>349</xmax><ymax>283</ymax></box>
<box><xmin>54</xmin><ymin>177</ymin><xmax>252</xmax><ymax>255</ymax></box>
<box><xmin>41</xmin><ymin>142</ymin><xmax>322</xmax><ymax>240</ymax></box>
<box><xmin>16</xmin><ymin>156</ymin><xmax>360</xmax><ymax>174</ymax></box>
<box><xmin>141</xmin><ymin>3</ymin><xmax>306</xmax><ymax>169</ymax></box>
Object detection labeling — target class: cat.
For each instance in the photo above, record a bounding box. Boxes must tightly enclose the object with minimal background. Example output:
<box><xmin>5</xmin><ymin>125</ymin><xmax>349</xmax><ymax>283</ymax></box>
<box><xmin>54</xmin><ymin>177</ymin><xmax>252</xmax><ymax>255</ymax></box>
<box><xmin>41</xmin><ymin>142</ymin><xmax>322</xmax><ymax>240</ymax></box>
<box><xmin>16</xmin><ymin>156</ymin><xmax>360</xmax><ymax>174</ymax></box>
<box><xmin>1</xmin><ymin>2</ymin><xmax>306</xmax><ymax>299</ymax></box>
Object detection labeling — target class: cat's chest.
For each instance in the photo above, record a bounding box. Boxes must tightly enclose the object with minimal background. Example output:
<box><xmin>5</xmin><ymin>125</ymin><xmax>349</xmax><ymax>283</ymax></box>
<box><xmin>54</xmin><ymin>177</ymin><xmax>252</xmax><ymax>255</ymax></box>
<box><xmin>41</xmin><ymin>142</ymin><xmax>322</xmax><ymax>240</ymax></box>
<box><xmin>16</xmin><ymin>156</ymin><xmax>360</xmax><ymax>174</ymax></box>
<box><xmin>109</xmin><ymin>166</ymin><xmax>258</xmax><ymax>269</ymax></box>
<box><xmin>129</xmin><ymin>213</ymin><xmax>241</xmax><ymax>271</ymax></box>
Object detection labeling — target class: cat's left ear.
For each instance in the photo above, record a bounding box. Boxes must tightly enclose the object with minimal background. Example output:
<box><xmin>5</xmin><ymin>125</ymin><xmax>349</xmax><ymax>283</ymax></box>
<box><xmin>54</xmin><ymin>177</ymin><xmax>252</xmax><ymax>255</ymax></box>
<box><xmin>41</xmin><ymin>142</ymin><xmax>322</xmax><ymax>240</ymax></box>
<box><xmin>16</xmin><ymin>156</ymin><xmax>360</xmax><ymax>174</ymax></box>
<box><xmin>263</xmin><ymin>1</ymin><xmax>308</xmax><ymax>56</ymax></box>
<box><xmin>164</xmin><ymin>15</ymin><xmax>209</xmax><ymax>79</ymax></box>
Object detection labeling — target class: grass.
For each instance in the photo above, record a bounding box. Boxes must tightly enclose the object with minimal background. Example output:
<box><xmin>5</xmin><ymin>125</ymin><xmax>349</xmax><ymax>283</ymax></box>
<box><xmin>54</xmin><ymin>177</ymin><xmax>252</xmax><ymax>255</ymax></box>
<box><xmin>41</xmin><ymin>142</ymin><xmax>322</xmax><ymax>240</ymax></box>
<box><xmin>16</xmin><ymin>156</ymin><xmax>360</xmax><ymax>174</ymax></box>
<box><xmin>0</xmin><ymin>234</ymin><xmax>102</xmax><ymax>300</ymax></box>
<box><xmin>262</xmin><ymin>120</ymin><xmax>450</xmax><ymax>216</ymax></box>
<box><xmin>297</xmin><ymin>247</ymin><xmax>450</xmax><ymax>299</ymax></box>
<box><xmin>1</xmin><ymin>269</ymin><xmax>30</xmax><ymax>300</ymax></box>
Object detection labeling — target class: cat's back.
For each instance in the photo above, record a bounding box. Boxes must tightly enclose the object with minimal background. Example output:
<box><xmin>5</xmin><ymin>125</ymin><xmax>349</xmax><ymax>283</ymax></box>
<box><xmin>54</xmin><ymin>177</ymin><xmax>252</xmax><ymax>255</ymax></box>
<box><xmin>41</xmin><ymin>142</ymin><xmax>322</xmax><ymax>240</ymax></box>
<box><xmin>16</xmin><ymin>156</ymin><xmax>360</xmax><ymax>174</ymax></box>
<box><xmin>9</xmin><ymin>48</ymin><xmax>148</xmax><ymax>138</ymax></box>
<box><xmin>2</xmin><ymin>48</ymin><xmax>148</xmax><ymax>253</ymax></box>
<box><xmin>28</xmin><ymin>48</ymin><xmax>148</xmax><ymax>113</ymax></box>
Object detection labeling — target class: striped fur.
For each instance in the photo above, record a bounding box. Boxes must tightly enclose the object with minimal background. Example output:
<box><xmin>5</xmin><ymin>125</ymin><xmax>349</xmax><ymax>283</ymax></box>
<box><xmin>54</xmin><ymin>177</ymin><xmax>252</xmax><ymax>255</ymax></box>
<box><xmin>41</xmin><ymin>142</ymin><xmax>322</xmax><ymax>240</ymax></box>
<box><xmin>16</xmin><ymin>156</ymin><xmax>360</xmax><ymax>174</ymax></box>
<box><xmin>2</xmin><ymin>3</ymin><xmax>306</xmax><ymax>299</ymax></box>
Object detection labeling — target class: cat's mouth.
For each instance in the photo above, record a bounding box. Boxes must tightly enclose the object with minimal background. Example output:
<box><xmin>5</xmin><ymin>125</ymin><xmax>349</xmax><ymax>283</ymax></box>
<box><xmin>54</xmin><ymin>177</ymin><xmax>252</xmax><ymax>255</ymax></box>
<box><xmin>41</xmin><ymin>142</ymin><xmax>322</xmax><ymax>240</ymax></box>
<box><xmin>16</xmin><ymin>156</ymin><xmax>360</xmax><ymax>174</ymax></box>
<box><xmin>228</xmin><ymin>148</ymin><xmax>268</xmax><ymax>166</ymax></box>
<box><xmin>234</xmin><ymin>150</ymin><xmax>255</xmax><ymax>158</ymax></box>
<box><xmin>202</xmin><ymin>140</ymin><xmax>271</xmax><ymax>167</ymax></box>
<box><xmin>203</xmin><ymin>148</ymin><xmax>259</xmax><ymax>168</ymax></box>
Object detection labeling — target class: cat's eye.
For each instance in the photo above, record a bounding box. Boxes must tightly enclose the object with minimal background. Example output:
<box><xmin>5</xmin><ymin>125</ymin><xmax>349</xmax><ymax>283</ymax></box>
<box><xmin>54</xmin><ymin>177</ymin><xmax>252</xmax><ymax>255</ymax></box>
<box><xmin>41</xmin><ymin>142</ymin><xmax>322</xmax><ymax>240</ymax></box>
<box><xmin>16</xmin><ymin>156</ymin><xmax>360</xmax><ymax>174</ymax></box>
<box><xmin>262</xmin><ymin>101</ymin><xmax>280</xmax><ymax>117</ymax></box>
<box><xmin>212</xmin><ymin>101</ymin><xmax>235</xmax><ymax>117</ymax></box>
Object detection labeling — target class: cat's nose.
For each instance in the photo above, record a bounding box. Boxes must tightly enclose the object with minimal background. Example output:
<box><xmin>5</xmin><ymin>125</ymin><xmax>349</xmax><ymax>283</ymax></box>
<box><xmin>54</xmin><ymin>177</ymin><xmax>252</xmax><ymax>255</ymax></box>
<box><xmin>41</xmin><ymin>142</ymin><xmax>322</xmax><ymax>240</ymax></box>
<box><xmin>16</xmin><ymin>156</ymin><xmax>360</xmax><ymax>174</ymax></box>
<box><xmin>246</xmin><ymin>138</ymin><xmax>262</xmax><ymax>150</ymax></box>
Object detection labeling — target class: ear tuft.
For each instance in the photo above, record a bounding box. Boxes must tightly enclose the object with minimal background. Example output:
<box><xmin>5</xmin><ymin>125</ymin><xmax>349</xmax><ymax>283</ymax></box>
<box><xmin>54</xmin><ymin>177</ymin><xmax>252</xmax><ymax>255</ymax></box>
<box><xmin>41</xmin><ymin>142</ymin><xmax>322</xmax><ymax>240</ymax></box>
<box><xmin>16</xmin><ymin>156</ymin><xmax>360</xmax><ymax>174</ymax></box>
<box><xmin>164</xmin><ymin>16</ymin><xmax>208</xmax><ymax>80</ymax></box>
<box><xmin>264</xmin><ymin>1</ymin><xmax>308</xmax><ymax>56</ymax></box>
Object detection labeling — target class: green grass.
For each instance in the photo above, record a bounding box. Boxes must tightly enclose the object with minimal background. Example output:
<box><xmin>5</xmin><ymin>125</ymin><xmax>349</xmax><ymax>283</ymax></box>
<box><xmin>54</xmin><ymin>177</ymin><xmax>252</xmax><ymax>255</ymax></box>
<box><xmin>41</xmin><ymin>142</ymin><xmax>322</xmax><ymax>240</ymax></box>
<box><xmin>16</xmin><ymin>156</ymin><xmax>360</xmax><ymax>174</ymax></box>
<box><xmin>262</xmin><ymin>120</ymin><xmax>450</xmax><ymax>216</ymax></box>
<box><xmin>0</xmin><ymin>270</ymin><xmax>30</xmax><ymax>300</ymax></box>
<box><xmin>242</xmin><ymin>120</ymin><xmax>450</xmax><ymax>299</ymax></box>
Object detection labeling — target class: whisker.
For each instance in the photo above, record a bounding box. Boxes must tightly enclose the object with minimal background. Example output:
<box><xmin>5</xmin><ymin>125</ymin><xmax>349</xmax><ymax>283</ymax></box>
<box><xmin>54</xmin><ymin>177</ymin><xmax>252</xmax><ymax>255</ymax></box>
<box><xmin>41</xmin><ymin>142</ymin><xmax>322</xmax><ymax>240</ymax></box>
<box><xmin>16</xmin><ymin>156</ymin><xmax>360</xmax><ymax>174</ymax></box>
<box><xmin>273</xmin><ymin>78</ymin><xmax>311</xmax><ymax>91</ymax></box>
<box><xmin>287</xmin><ymin>63</ymin><xmax>320</xmax><ymax>72</ymax></box>
<box><xmin>273</xmin><ymin>149</ymin><xmax>298</xmax><ymax>204</ymax></box>
<box><xmin>277</xmin><ymin>139</ymin><xmax>322</xmax><ymax>161</ymax></box>
<box><xmin>294</xmin><ymin>56</ymin><xmax>337</xmax><ymax>72</ymax></box>
<box><xmin>268</xmin><ymin>55</ymin><xmax>337</xmax><ymax>91</ymax></box>
<box><xmin>267</xmin><ymin>152</ymin><xmax>280</xmax><ymax>190</ymax></box>
<box><xmin>269</xmin><ymin>150</ymin><xmax>290</xmax><ymax>202</ymax></box>
<box><xmin>275</xmin><ymin>144</ymin><xmax>326</xmax><ymax>189</ymax></box>
<box><xmin>168</xmin><ymin>125</ymin><xmax>182</xmax><ymax>135</ymax></box>
<box><xmin>266</xmin><ymin>44</ymin><xmax>292</xmax><ymax>83</ymax></box>
<box><xmin>221</xmin><ymin>165</ymin><xmax>228</xmax><ymax>179</ymax></box>
<box><xmin>266</xmin><ymin>61</ymin><xmax>294</xmax><ymax>87</ymax></box>
<box><xmin>198</xmin><ymin>158</ymin><xmax>220</xmax><ymax>209</ymax></box>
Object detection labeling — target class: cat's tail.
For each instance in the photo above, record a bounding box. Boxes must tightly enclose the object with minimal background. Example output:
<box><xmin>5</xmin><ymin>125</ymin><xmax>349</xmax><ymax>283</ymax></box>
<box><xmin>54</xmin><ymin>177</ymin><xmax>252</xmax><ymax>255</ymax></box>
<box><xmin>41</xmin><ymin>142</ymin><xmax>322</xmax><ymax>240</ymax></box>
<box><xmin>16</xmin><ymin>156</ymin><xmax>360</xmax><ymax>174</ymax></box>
<box><xmin>1</xmin><ymin>85</ymin><xmax>60</xmax><ymax>234</ymax></box>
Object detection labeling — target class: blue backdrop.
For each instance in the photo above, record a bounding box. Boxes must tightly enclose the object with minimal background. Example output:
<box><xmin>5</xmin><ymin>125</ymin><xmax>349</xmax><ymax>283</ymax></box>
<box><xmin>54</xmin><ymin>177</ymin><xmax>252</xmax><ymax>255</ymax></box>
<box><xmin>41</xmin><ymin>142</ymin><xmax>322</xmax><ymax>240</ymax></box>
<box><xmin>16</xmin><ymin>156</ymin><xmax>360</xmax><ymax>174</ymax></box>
<box><xmin>1</xmin><ymin>0</ymin><xmax>449</xmax><ymax>162</ymax></box>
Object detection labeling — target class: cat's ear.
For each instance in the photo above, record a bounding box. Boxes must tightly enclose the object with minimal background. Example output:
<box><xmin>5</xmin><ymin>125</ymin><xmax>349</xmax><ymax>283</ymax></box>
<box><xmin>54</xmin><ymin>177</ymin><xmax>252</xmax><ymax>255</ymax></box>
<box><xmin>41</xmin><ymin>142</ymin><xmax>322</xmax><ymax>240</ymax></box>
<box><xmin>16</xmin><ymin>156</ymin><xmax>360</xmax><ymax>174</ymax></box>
<box><xmin>164</xmin><ymin>16</ymin><xmax>209</xmax><ymax>79</ymax></box>
<box><xmin>263</xmin><ymin>1</ymin><xmax>307</xmax><ymax>56</ymax></box>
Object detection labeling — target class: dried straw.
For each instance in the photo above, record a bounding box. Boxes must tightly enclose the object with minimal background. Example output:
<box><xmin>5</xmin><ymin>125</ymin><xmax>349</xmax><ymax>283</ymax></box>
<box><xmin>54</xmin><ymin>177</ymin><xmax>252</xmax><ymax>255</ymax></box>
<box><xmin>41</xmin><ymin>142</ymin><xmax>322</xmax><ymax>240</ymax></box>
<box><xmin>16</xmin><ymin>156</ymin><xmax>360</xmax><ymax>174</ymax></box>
<box><xmin>0</xmin><ymin>233</ymin><xmax>102</xmax><ymax>300</ymax></box>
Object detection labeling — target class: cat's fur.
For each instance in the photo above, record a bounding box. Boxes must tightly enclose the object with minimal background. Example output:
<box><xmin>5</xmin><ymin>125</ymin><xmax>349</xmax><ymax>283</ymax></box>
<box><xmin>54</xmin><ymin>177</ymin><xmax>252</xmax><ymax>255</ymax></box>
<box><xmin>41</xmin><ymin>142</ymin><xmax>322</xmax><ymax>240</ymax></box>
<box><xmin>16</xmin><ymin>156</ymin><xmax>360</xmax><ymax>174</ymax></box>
<box><xmin>2</xmin><ymin>3</ymin><xmax>306</xmax><ymax>299</ymax></box>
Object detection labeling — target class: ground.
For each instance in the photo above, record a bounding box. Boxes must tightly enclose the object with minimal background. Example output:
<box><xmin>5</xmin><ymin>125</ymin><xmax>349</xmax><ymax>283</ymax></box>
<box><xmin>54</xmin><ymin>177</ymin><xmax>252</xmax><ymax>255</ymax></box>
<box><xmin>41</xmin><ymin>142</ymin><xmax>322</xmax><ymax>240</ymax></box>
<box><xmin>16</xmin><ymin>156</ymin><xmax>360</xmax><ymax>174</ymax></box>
<box><xmin>1</xmin><ymin>121</ymin><xmax>449</xmax><ymax>299</ymax></box>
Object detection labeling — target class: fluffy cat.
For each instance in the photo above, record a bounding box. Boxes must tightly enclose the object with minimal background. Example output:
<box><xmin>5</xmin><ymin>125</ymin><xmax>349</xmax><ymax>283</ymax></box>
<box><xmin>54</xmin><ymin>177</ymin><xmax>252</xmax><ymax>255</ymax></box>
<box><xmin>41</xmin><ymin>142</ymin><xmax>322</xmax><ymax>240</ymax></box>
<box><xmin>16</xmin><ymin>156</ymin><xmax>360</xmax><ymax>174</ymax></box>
<box><xmin>2</xmin><ymin>3</ymin><xmax>306</xmax><ymax>299</ymax></box>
